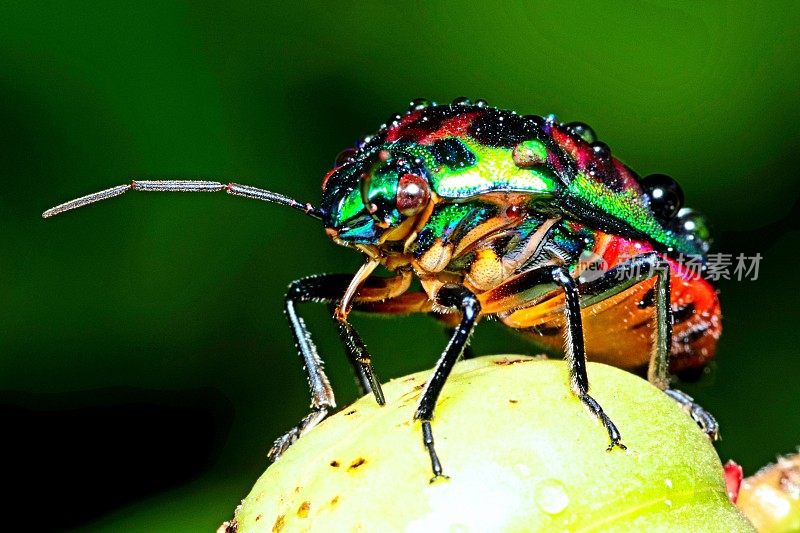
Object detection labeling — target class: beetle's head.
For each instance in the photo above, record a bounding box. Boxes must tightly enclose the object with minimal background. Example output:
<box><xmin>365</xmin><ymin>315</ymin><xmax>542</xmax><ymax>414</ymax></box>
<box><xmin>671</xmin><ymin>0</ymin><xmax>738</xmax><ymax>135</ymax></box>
<box><xmin>320</xmin><ymin>147</ymin><xmax>432</xmax><ymax>250</ymax></box>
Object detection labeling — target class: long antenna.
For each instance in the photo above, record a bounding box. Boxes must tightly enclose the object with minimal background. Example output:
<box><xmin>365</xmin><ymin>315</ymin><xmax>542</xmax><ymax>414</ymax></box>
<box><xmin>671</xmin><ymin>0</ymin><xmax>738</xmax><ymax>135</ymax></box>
<box><xmin>42</xmin><ymin>180</ymin><xmax>325</xmax><ymax>220</ymax></box>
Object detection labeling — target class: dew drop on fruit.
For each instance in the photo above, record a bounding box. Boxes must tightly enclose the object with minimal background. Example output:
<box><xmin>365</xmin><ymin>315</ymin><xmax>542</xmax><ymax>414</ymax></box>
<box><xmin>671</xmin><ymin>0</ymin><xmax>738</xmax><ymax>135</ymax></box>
<box><xmin>535</xmin><ymin>479</ymin><xmax>569</xmax><ymax>515</ymax></box>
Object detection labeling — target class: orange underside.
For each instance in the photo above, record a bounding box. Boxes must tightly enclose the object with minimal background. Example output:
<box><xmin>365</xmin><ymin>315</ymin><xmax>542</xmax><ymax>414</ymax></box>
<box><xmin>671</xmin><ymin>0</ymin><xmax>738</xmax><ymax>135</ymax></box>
<box><xmin>497</xmin><ymin>267</ymin><xmax>721</xmax><ymax>372</ymax></box>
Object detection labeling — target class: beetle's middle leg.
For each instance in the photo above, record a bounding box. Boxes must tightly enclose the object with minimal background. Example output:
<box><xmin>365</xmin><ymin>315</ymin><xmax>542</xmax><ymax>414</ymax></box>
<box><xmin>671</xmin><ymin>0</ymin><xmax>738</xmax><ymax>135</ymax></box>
<box><xmin>483</xmin><ymin>265</ymin><xmax>626</xmax><ymax>451</ymax></box>
<box><xmin>578</xmin><ymin>252</ymin><xmax>718</xmax><ymax>439</ymax></box>
<box><xmin>414</xmin><ymin>285</ymin><xmax>481</xmax><ymax>481</ymax></box>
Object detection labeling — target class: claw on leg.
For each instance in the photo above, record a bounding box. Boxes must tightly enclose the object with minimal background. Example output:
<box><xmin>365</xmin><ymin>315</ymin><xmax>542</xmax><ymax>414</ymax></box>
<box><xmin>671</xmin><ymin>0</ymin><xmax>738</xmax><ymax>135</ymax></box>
<box><xmin>665</xmin><ymin>388</ymin><xmax>719</xmax><ymax>440</ymax></box>
<box><xmin>580</xmin><ymin>393</ymin><xmax>627</xmax><ymax>451</ymax></box>
<box><xmin>268</xmin><ymin>408</ymin><xmax>329</xmax><ymax>461</ymax></box>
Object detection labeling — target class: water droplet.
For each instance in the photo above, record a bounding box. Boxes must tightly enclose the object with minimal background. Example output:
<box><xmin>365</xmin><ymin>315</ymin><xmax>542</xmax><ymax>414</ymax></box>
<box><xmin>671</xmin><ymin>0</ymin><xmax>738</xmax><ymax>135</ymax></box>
<box><xmin>514</xmin><ymin>463</ymin><xmax>531</xmax><ymax>478</ymax></box>
<box><xmin>664</xmin><ymin>478</ymin><xmax>673</xmax><ymax>489</ymax></box>
<box><xmin>565</xmin><ymin>121</ymin><xmax>597</xmax><ymax>143</ymax></box>
<box><xmin>408</xmin><ymin>98</ymin><xmax>430</xmax><ymax>112</ymax></box>
<box><xmin>535</xmin><ymin>479</ymin><xmax>569</xmax><ymax>515</ymax></box>
<box><xmin>590</xmin><ymin>141</ymin><xmax>611</xmax><ymax>159</ymax></box>
<box><xmin>664</xmin><ymin>499</ymin><xmax>673</xmax><ymax>508</ymax></box>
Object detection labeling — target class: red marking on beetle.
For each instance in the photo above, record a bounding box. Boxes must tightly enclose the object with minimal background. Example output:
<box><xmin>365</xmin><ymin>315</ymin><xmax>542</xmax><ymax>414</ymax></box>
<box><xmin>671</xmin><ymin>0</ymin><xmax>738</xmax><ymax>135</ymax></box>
<box><xmin>419</xmin><ymin>113</ymin><xmax>480</xmax><ymax>144</ymax></box>
<box><xmin>612</xmin><ymin>159</ymin><xmax>642</xmax><ymax>195</ymax></box>
<box><xmin>386</xmin><ymin>109</ymin><xmax>426</xmax><ymax>141</ymax></box>
<box><xmin>551</xmin><ymin>127</ymin><xmax>584</xmax><ymax>164</ymax></box>
<box><xmin>386</xmin><ymin>111</ymin><xmax>480</xmax><ymax>144</ymax></box>
<box><xmin>321</xmin><ymin>168</ymin><xmax>338</xmax><ymax>191</ymax></box>
<box><xmin>724</xmin><ymin>460</ymin><xmax>743</xmax><ymax>503</ymax></box>
<box><xmin>330</xmin><ymin>460</ymin><xmax>340</xmax><ymax>467</ymax></box>
<box><xmin>272</xmin><ymin>514</ymin><xmax>285</xmax><ymax>532</ymax></box>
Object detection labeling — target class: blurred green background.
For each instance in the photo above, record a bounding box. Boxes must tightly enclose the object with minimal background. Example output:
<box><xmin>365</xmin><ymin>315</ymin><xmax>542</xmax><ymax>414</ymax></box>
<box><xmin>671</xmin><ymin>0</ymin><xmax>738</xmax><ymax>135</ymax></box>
<box><xmin>2</xmin><ymin>1</ymin><xmax>798</xmax><ymax>530</ymax></box>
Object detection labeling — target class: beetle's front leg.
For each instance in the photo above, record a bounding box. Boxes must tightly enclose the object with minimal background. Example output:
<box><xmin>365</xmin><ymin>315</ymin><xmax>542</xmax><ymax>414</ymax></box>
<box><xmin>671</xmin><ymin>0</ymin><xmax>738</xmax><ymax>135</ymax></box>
<box><xmin>414</xmin><ymin>286</ymin><xmax>481</xmax><ymax>481</ymax></box>
<box><xmin>267</xmin><ymin>277</ymin><xmax>338</xmax><ymax>461</ymax></box>
<box><xmin>268</xmin><ymin>273</ymin><xmax>406</xmax><ymax>461</ymax></box>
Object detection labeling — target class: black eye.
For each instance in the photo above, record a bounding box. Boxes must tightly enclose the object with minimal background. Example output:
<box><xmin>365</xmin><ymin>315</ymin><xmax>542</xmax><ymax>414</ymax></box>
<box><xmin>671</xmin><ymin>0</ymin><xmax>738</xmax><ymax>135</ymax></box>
<box><xmin>641</xmin><ymin>174</ymin><xmax>684</xmax><ymax>220</ymax></box>
<box><xmin>671</xmin><ymin>208</ymin><xmax>712</xmax><ymax>255</ymax></box>
<box><xmin>564</xmin><ymin>121</ymin><xmax>597</xmax><ymax>143</ymax></box>
<box><xmin>396</xmin><ymin>173</ymin><xmax>430</xmax><ymax>217</ymax></box>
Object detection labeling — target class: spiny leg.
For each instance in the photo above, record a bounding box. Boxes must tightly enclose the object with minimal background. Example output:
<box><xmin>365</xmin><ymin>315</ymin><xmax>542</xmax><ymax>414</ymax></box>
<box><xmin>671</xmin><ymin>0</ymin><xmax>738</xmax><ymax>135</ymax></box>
<box><xmin>414</xmin><ymin>286</ymin><xmax>481</xmax><ymax>481</ymax></box>
<box><xmin>579</xmin><ymin>252</ymin><xmax>671</xmax><ymax>389</ymax></box>
<box><xmin>269</xmin><ymin>277</ymin><xmax>338</xmax><ymax>460</ymax></box>
<box><xmin>332</xmin><ymin>303</ymin><xmax>384</xmax><ymax>405</ymax></box>
<box><xmin>481</xmin><ymin>265</ymin><xmax>625</xmax><ymax>449</ymax></box>
<box><xmin>579</xmin><ymin>252</ymin><xmax>718</xmax><ymax>439</ymax></box>
<box><xmin>269</xmin><ymin>272</ymin><xmax>411</xmax><ymax>460</ymax></box>
<box><xmin>551</xmin><ymin>266</ymin><xmax>626</xmax><ymax>451</ymax></box>
<box><xmin>444</xmin><ymin>326</ymin><xmax>475</xmax><ymax>360</ymax></box>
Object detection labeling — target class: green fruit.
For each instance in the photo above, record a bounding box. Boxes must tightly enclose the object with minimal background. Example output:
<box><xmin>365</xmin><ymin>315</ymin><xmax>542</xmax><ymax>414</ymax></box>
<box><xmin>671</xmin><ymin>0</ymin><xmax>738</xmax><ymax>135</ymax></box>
<box><xmin>228</xmin><ymin>356</ymin><xmax>753</xmax><ymax>532</ymax></box>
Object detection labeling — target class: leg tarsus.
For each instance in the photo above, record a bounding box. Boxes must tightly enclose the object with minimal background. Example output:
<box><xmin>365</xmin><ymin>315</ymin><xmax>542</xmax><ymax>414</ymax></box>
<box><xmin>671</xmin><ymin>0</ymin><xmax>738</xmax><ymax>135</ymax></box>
<box><xmin>421</xmin><ymin>420</ymin><xmax>449</xmax><ymax>483</ymax></box>
<box><xmin>268</xmin><ymin>407</ymin><xmax>329</xmax><ymax>461</ymax></box>
<box><xmin>580</xmin><ymin>393</ymin><xmax>627</xmax><ymax>451</ymax></box>
<box><xmin>664</xmin><ymin>388</ymin><xmax>719</xmax><ymax>440</ymax></box>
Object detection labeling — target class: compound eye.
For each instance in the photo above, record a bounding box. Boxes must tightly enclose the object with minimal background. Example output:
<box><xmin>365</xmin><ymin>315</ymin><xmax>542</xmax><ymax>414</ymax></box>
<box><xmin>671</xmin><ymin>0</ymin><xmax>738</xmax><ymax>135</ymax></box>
<box><xmin>641</xmin><ymin>174</ymin><xmax>684</xmax><ymax>220</ymax></box>
<box><xmin>396</xmin><ymin>173</ymin><xmax>430</xmax><ymax>217</ymax></box>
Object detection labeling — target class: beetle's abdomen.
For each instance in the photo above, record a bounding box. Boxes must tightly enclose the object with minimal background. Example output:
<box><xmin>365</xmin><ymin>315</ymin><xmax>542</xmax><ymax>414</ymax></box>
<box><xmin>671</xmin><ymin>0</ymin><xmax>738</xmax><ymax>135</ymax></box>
<box><xmin>499</xmin><ymin>235</ymin><xmax>720</xmax><ymax>371</ymax></box>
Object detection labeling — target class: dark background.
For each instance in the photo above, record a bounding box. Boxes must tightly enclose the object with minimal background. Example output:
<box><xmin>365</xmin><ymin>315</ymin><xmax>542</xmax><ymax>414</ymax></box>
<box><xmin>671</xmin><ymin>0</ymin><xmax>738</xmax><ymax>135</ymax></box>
<box><xmin>2</xmin><ymin>2</ymin><xmax>798</xmax><ymax>530</ymax></box>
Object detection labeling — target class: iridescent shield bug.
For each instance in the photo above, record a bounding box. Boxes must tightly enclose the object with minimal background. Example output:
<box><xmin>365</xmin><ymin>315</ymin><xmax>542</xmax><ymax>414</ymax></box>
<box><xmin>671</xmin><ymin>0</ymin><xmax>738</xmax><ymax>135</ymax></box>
<box><xmin>44</xmin><ymin>98</ymin><xmax>720</xmax><ymax>480</ymax></box>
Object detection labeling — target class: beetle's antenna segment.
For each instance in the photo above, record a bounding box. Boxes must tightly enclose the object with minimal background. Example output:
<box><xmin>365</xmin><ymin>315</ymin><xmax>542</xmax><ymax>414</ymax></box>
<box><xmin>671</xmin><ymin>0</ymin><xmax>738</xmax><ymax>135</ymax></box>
<box><xmin>42</xmin><ymin>180</ymin><xmax>324</xmax><ymax>220</ymax></box>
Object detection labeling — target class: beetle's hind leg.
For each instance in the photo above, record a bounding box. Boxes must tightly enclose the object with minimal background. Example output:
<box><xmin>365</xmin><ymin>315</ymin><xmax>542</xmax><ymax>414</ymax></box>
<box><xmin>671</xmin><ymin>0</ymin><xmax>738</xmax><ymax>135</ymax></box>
<box><xmin>483</xmin><ymin>265</ymin><xmax>626</xmax><ymax>450</ymax></box>
<box><xmin>578</xmin><ymin>252</ymin><xmax>718</xmax><ymax>440</ymax></box>
<box><xmin>664</xmin><ymin>389</ymin><xmax>719</xmax><ymax>440</ymax></box>
<box><xmin>551</xmin><ymin>267</ymin><xmax>627</xmax><ymax>451</ymax></box>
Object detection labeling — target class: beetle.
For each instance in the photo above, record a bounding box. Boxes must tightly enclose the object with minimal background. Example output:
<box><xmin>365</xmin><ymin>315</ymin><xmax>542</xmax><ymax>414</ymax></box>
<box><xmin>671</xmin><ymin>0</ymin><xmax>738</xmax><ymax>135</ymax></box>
<box><xmin>44</xmin><ymin>98</ymin><xmax>721</xmax><ymax>480</ymax></box>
